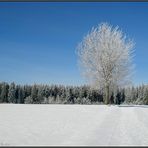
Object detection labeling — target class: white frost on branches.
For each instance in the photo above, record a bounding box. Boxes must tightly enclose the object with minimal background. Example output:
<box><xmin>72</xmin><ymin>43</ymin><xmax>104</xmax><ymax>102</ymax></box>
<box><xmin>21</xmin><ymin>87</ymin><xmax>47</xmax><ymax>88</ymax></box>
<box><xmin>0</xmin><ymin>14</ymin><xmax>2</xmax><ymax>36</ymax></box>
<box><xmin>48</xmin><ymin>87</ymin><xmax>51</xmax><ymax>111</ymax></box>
<box><xmin>77</xmin><ymin>22</ymin><xmax>135</xmax><ymax>91</ymax></box>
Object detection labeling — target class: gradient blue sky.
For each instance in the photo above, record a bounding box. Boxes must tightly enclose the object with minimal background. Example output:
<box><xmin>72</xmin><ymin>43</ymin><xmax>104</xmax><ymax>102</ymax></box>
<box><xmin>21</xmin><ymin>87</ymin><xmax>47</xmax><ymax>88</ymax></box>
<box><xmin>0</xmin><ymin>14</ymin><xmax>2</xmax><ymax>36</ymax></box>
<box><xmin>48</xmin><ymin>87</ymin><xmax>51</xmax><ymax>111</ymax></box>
<box><xmin>0</xmin><ymin>2</ymin><xmax>148</xmax><ymax>86</ymax></box>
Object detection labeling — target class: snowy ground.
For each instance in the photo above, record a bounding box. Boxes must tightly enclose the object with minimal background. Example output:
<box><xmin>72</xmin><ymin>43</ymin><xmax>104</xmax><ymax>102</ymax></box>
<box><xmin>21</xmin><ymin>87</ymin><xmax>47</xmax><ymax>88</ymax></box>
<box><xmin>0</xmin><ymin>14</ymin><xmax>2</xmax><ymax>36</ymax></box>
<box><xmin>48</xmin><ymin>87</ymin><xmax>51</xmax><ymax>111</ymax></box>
<box><xmin>0</xmin><ymin>104</ymin><xmax>148</xmax><ymax>146</ymax></box>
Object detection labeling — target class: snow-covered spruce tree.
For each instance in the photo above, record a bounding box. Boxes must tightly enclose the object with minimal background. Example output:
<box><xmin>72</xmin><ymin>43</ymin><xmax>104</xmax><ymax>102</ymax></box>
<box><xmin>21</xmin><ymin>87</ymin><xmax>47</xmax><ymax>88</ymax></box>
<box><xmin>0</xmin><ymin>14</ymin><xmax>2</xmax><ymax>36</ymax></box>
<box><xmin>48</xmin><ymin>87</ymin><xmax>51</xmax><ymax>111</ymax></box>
<box><xmin>0</xmin><ymin>82</ymin><xmax>9</xmax><ymax>103</ymax></box>
<box><xmin>18</xmin><ymin>86</ymin><xmax>25</xmax><ymax>104</ymax></box>
<box><xmin>37</xmin><ymin>86</ymin><xmax>45</xmax><ymax>104</ymax></box>
<box><xmin>31</xmin><ymin>84</ymin><xmax>38</xmax><ymax>103</ymax></box>
<box><xmin>77</xmin><ymin>22</ymin><xmax>134</xmax><ymax>104</ymax></box>
<box><xmin>8</xmin><ymin>82</ymin><xmax>16</xmax><ymax>103</ymax></box>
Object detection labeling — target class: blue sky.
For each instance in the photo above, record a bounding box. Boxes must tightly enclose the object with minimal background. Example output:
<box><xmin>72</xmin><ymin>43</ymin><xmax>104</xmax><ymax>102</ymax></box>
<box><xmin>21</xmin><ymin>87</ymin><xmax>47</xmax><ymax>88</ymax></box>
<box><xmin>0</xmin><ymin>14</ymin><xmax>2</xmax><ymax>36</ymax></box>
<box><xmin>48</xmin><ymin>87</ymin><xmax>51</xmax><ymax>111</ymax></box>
<box><xmin>0</xmin><ymin>2</ymin><xmax>148</xmax><ymax>86</ymax></box>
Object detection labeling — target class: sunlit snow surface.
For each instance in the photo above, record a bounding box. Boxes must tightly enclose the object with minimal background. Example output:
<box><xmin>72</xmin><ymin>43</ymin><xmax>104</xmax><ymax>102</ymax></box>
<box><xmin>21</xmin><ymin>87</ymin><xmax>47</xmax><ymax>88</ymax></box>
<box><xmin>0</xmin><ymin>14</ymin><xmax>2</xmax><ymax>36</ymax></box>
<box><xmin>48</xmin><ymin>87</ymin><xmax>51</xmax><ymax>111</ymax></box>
<box><xmin>0</xmin><ymin>104</ymin><xmax>148</xmax><ymax>146</ymax></box>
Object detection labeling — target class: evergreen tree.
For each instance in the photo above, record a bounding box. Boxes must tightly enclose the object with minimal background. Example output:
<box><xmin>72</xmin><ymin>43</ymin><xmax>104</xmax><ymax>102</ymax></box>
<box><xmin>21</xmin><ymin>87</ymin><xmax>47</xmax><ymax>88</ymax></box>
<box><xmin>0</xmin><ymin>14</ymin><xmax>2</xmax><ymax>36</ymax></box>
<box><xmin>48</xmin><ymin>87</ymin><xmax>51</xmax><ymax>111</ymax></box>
<box><xmin>8</xmin><ymin>82</ymin><xmax>16</xmax><ymax>103</ymax></box>
<box><xmin>37</xmin><ymin>86</ymin><xmax>45</xmax><ymax>104</ymax></box>
<box><xmin>18</xmin><ymin>86</ymin><xmax>25</xmax><ymax>104</ymax></box>
<box><xmin>31</xmin><ymin>84</ymin><xmax>38</xmax><ymax>103</ymax></box>
<box><xmin>0</xmin><ymin>82</ymin><xmax>9</xmax><ymax>103</ymax></box>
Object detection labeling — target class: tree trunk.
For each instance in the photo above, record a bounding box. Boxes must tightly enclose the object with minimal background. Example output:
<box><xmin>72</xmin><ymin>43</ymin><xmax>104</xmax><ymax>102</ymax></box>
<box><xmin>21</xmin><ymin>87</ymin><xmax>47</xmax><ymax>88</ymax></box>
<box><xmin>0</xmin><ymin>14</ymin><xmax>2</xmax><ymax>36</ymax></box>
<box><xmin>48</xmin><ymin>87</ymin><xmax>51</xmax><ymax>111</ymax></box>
<box><xmin>105</xmin><ymin>84</ymin><xmax>110</xmax><ymax>104</ymax></box>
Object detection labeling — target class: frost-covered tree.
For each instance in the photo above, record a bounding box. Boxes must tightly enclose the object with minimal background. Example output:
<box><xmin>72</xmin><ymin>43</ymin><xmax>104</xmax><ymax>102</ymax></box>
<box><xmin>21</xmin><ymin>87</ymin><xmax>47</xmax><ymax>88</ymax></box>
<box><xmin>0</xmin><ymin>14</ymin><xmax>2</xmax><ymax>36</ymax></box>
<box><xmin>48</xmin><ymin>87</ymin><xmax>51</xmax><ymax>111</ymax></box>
<box><xmin>8</xmin><ymin>82</ymin><xmax>16</xmax><ymax>103</ymax></box>
<box><xmin>77</xmin><ymin>22</ymin><xmax>134</xmax><ymax>104</ymax></box>
<box><xmin>18</xmin><ymin>86</ymin><xmax>25</xmax><ymax>104</ymax></box>
<box><xmin>0</xmin><ymin>82</ymin><xmax>9</xmax><ymax>103</ymax></box>
<box><xmin>31</xmin><ymin>84</ymin><xmax>38</xmax><ymax>103</ymax></box>
<box><xmin>25</xmin><ymin>96</ymin><xmax>33</xmax><ymax>104</ymax></box>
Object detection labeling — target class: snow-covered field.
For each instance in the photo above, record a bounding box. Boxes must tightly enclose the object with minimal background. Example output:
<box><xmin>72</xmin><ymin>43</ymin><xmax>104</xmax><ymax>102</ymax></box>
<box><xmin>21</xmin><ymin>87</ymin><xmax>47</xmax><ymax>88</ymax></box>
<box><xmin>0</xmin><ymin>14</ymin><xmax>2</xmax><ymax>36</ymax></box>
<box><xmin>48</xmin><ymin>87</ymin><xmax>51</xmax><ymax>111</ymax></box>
<box><xmin>0</xmin><ymin>104</ymin><xmax>148</xmax><ymax>146</ymax></box>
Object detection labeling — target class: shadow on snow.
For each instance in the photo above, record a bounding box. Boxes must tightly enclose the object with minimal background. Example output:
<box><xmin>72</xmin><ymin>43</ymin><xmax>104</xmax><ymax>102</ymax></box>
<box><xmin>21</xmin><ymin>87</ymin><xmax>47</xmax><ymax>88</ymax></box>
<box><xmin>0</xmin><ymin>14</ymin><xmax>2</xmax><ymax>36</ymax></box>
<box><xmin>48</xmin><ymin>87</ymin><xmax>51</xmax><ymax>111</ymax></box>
<box><xmin>117</xmin><ymin>105</ymin><xmax>148</xmax><ymax>108</ymax></box>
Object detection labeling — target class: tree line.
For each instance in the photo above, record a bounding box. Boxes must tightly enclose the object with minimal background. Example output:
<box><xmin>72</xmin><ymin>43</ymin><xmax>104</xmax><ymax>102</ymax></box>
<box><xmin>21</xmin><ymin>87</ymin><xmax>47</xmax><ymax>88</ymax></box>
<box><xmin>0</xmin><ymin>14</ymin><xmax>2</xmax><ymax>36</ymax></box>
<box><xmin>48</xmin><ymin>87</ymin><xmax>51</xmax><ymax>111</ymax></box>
<box><xmin>0</xmin><ymin>82</ymin><xmax>148</xmax><ymax>105</ymax></box>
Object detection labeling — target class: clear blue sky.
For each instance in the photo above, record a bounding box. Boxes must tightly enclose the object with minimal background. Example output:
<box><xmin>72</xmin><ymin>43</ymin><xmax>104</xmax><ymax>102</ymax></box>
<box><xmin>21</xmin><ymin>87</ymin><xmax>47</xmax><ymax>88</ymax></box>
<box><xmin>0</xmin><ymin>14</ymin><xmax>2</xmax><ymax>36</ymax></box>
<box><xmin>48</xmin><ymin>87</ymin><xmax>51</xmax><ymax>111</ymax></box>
<box><xmin>0</xmin><ymin>2</ymin><xmax>148</xmax><ymax>86</ymax></box>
